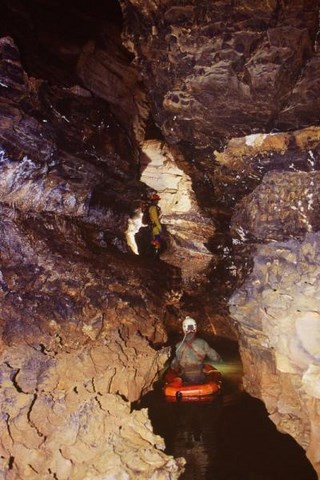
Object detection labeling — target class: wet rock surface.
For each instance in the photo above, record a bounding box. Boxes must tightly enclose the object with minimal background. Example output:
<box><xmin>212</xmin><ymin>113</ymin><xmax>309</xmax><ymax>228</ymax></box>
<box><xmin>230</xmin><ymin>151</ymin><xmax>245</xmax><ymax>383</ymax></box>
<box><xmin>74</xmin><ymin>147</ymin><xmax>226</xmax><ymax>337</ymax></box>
<box><xmin>0</xmin><ymin>14</ymin><xmax>184</xmax><ymax>478</ymax></box>
<box><xmin>120</xmin><ymin>0</ymin><xmax>319</xmax><ymax>150</ymax></box>
<box><xmin>0</xmin><ymin>340</ymin><xmax>185</xmax><ymax>480</ymax></box>
<box><xmin>229</xmin><ymin>233</ymin><xmax>320</xmax><ymax>474</ymax></box>
<box><xmin>0</xmin><ymin>0</ymin><xmax>320</xmax><ymax>478</ymax></box>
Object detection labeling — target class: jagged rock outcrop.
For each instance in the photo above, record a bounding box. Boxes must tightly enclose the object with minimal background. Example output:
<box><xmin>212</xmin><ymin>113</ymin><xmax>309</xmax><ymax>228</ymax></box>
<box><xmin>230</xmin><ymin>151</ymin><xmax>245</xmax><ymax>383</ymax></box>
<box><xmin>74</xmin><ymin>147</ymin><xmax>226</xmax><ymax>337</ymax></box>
<box><xmin>214</xmin><ymin>127</ymin><xmax>320</xmax><ymax>211</ymax></box>
<box><xmin>0</xmin><ymin>341</ymin><xmax>185</xmax><ymax>479</ymax></box>
<box><xmin>229</xmin><ymin>233</ymin><xmax>320</xmax><ymax>476</ymax></box>
<box><xmin>0</xmin><ymin>32</ymin><xmax>185</xmax><ymax>479</ymax></box>
<box><xmin>120</xmin><ymin>0</ymin><xmax>319</xmax><ymax>152</ymax></box>
<box><xmin>139</xmin><ymin>139</ymin><xmax>216</xmax><ymax>281</ymax></box>
<box><xmin>223</xmin><ymin>129</ymin><xmax>320</xmax><ymax>477</ymax></box>
<box><xmin>77</xmin><ymin>26</ymin><xmax>150</xmax><ymax>145</ymax></box>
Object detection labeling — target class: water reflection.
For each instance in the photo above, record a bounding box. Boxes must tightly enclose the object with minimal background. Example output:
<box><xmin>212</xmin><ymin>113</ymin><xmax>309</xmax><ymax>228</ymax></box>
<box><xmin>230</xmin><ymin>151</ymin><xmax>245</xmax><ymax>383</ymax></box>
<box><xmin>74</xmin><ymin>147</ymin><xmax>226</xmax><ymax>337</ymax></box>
<box><xmin>139</xmin><ymin>356</ymin><xmax>317</xmax><ymax>480</ymax></box>
<box><xmin>164</xmin><ymin>400</ymin><xmax>221</xmax><ymax>479</ymax></box>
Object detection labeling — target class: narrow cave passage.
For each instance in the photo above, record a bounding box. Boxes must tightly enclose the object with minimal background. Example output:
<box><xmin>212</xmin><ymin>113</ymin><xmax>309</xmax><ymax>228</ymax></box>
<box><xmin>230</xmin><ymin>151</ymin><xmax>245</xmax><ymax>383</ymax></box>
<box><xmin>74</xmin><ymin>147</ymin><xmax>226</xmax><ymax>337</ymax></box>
<box><xmin>0</xmin><ymin>2</ymin><xmax>319</xmax><ymax>480</ymax></box>
<box><xmin>138</xmin><ymin>336</ymin><xmax>317</xmax><ymax>480</ymax></box>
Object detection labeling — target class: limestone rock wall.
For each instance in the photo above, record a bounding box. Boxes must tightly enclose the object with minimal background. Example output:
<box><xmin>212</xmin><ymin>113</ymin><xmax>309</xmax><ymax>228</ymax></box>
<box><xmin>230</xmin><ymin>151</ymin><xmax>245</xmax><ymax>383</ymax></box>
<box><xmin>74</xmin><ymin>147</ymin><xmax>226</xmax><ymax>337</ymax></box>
<box><xmin>223</xmin><ymin>130</ymin><xmax>320</xmax><ymax>476</ymax></box>
<box><xmin>120</xmin><ymin>0</ymin><xmax>319</xmax><ymax>151</ymax></box>
<box><xmin>229</xmin><ymin>233</ymin><xmax>320</xmax><ymax>475</ymax></box>
<box><xmin>139</xmin><ymin>139</ymin><xmax>216</xmax><ymax>281</ymax></box>
<box><xmin>0</xmin><ymin>341</ymin><xmax>184</xmax><ymax>480</ymax></box>
<box><xmin>77</xmin><ymin>28</ymin><xmax>150</xmax><ymax>145</ymax></box>
<box><xmin>0</xmin><ymin>31</ymin><xmax>184</xmax><ymax>480</ymax></box>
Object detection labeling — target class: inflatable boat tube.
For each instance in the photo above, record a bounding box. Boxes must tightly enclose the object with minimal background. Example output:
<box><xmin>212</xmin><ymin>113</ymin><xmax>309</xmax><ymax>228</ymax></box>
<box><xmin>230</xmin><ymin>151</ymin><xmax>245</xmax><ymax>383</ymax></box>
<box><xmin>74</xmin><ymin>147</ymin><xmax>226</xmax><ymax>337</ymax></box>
<box><xmin>163</xmin><ymin>364</ymin><xmax>222</xmax><ymax>401</ymax></box>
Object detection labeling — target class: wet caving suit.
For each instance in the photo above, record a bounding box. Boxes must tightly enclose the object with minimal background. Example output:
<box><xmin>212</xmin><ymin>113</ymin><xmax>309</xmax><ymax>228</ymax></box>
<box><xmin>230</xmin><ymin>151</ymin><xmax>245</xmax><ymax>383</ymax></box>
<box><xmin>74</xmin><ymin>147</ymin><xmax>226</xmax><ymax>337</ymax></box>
<box><xmin>171</xmin><ymin>317</ymin><xmax>221</xmax><ymax>384</ymax></box>
<box><xmin>148</xmin><ymin>194</ymin><xmax>162</xmax><ymax>252</ymax></box>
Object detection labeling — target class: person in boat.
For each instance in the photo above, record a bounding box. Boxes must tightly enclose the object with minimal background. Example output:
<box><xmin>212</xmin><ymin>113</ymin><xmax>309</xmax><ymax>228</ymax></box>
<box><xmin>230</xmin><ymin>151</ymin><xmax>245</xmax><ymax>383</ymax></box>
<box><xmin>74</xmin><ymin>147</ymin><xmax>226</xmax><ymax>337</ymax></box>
<box><xmin>170</xmin><ymin>316</ymin><xmax>221</xmax><ymax>384</ymax></box>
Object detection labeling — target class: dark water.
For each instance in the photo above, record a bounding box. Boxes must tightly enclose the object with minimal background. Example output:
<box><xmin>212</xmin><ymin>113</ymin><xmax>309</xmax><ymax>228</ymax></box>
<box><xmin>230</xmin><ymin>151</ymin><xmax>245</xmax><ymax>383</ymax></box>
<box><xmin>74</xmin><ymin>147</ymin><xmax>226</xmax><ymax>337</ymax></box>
<box><xmin>138</xmin><ymin>352</ymin><xmax>317</xmax><ymax>480</ymax></box>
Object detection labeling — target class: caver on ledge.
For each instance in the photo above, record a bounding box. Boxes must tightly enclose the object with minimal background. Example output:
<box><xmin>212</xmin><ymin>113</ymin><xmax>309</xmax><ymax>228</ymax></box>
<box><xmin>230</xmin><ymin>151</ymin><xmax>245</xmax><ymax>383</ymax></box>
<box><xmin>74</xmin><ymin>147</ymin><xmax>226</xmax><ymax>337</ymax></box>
<box><xmin>140</xmin><ymin>192</ymin><xmax>164</xmax><ymax>255</ymax></box>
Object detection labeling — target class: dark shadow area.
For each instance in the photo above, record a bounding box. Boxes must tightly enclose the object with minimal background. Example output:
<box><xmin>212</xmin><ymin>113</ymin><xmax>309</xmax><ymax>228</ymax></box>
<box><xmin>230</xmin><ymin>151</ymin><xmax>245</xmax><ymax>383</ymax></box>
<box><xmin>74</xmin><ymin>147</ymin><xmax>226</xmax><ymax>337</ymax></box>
<box><xmin>211</xmin><ymin>393</ymin><xmax>317</xmax><ymax>480</ymax></box>
<box><xmin>144</xmin><ymin>114</ymin><xmax>165</xmax><ymax>141</ymax></box>
<box><xmin>139</xmin><ymin>390</ymin><xmax>316</xmax><ymax>480</ymax></box>
<box><xmin>135</xmin><ymin>225</ymin><xmax>168</xmax><ymax>258</ymax></box>
<box><xmin>0</xmin><ymin>0</ymin><xmax>123</xmax><ymax>84</ymax></box>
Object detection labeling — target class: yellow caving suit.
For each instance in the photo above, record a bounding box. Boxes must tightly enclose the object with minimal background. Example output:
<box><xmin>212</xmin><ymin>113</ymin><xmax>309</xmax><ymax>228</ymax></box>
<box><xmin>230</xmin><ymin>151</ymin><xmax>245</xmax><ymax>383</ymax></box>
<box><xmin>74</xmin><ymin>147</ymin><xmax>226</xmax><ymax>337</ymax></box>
<box><xmin>148</xmin><ymin>204</ymin><xmax>162</xmax><ymax>247</ymax></box>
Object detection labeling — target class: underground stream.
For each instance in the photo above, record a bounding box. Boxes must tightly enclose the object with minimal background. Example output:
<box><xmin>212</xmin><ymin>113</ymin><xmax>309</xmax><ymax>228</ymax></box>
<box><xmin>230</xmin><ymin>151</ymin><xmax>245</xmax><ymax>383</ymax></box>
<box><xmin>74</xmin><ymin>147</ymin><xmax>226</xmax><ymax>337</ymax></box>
<box><xmin>136</xmin><ymin>338</ymin><xmax>317</xmax><ymax>480</ymax></box>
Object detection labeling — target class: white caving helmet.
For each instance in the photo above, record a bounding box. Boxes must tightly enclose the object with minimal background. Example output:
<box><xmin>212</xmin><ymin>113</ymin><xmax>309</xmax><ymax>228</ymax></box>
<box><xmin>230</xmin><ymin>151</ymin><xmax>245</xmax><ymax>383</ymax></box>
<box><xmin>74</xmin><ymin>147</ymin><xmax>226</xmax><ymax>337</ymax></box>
<box><xmin>182</xmin><ymin>316</ymin><xmax>197</xmax><ymax>334</ymax></box>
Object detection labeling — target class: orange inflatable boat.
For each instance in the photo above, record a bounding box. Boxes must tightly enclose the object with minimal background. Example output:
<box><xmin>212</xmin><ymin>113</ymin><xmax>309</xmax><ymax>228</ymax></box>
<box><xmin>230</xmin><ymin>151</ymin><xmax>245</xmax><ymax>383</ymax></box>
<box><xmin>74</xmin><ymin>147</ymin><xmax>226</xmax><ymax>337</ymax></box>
<box><xmin>163</xmin><ymin>364</ymin><xmax>222</xmax><ymax>402</ymax></box>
